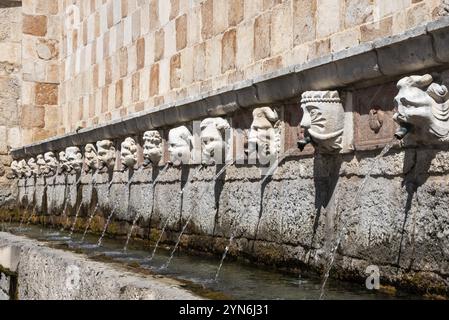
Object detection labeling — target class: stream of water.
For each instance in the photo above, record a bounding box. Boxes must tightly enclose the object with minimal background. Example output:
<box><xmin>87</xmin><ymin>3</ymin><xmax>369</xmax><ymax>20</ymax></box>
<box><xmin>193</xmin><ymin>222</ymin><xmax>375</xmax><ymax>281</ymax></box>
<box><xmin>1</xmin><ymin>223</ymin><xmax>419</xmax><ymax>300</ymax></box>
<box><xmin>318</xmin><ymin>139</ymin><xmax>397</xmax><ymax>299</ymax></box>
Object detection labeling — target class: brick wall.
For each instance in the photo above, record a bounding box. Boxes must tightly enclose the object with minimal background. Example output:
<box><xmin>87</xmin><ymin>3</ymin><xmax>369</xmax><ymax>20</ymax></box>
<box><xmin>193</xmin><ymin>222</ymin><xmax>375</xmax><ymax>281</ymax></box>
<box><xmin>57</xmin><ymin>0</ymin><xmax>447</xmax><ymax>136</ymax></box>
<box><xmin>18</xmin><ymin>0</ymin><xmax>449</xmax><ymax>140</ymax></box>
<box><xmin>21</xmin><ymin>0</ymin><xmax>61</xmax><ymax>144</ymax></box>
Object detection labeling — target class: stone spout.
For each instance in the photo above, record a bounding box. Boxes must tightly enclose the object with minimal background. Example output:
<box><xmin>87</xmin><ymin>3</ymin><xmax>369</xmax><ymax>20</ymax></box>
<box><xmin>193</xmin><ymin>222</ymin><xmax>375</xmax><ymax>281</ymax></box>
<box><xmin>394</xmin><ymin>124</ymin><xmax>411</xmax><ymax>140</ymax></box>
<box><xmin>297</xmin><ymin>136</ymin><xmax>312</xmax><ymax>151</ymax></box>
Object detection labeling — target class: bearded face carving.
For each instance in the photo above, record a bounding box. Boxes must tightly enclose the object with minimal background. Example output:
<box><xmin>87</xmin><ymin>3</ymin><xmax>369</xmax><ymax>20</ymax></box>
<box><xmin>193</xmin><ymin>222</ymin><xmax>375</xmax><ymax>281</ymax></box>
<box><xmin>299</xmin><ymin>91</ymin><xmax>345</xmax><ymax>153</ymax></box>
<box><xmin>43</xmin><ymin>152</ymin><xmax>58</xmax><ymax>176</ymax></box>
<box><xmin>27</xmin><ymin>158</ymin><xmax>38</xmax><ymax>177</ymax></box>
<box><xmin>200</xmin><ymin>117</ymin><xmax>231</xmax><ymax>166</ymax></box>
<box><xmin>393</xmin><ymin>74</ymin><xmax>449</xmax><ymax>145</ymax></box>
<box><xmin>120</xmin><ymin>137</ymin><xmax>138</xmax><ymax>169</ymax></box>
<box><xmin>84</xmin><ymin>144</ymin><xmax>98</xmax><ymax>172</ymax></box>
<box><xmin>96</xmin><ymin>140</ymin><xmax>116</xmax><ymax>171</ymax></box>
<box><xmin>143</xmin><ymin>131</ymin><xmax>163</xmax><ymax>166</ymax></box>
<box><xmin>247</xmin><ymin>107</ymin><xmax>281</xmax><ymax>164</ymax></box>
<box><xmin>168</xmin><ymin>126</ymin><xmax>192</xmax><ymax>166</ymax></box>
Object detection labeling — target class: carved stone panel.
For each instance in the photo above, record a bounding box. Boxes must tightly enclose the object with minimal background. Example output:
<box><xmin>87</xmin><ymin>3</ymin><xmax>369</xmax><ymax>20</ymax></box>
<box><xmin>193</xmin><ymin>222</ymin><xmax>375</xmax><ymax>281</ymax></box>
<box><xmin>353</xmin><ymin>82</ymin><xmax>398</xmax><ymax>150</ymax></box>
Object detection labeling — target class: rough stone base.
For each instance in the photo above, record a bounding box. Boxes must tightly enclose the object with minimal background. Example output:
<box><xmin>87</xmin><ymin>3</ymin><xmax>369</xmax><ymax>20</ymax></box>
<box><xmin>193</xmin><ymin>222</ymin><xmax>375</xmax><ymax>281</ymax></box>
<box><xmin>0</xmin><ymin>232</ymin><xmax>200</xmax><ymax>300</ymax></box>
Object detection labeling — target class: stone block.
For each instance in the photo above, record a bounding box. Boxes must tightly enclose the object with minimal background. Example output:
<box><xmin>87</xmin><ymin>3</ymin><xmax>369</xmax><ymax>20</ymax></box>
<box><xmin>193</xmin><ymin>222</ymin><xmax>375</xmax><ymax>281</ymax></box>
<box><xmin>35</xmin><ymin>83</ymin><xmax>58</xmax><ymax>106</ymax></box>
<box><xmin>22</xmin><ymin>14</ymin><xmax>47</xmax><ymax>37</ymax></box>
<box><xmin>375</xmin><ymin>27</ymin><xmax>439</xmax><ymax>76</ymax></box>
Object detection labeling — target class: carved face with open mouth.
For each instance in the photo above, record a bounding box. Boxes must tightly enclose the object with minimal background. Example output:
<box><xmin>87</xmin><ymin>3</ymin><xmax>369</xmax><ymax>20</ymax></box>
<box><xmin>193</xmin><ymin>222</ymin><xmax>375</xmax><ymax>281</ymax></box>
<box><xmin>143</xmin><ymin>131</ymin><xmax>163</xmax><ymax>166</ymax></box>
<box><xmin>393</xmin><ymin>74</ymin><xmax>449</xmax><ymax>144</ymax></box>
<box><xmin>43</xmin><ymin>152</ymin><xmax>58</xmax><ymax>176</ymax></box>
<box><xmin>300</xmin><ymin>91</ymin><xmax>344</xmax><ymax>153</ymax></box>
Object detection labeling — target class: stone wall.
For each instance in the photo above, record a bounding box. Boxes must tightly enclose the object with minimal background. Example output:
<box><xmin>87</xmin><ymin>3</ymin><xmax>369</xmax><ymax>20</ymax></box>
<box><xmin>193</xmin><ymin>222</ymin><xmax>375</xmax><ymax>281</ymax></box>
<box><xmin>0</xmin><ymin>232</ymin><xmax>201</xmax><ymax>299</ymax></box>
<box><xmin>0</xmin><ymin>1</ymin><xmax>22</xmax><ymax>207</ymax></box>
<box><xmin>57</xmin><ymin>0</ymin><xmax>447</xmax><ymax>135</ymax></box>
<box><xmin>11</xmin><ymin>145</ymin><xmax>449</xmax><ymax>296</ymax></box>
<box><xmin>21</xmin><ymin>0</ymin><xmax>61</xmax><ymax>144</ymax></box>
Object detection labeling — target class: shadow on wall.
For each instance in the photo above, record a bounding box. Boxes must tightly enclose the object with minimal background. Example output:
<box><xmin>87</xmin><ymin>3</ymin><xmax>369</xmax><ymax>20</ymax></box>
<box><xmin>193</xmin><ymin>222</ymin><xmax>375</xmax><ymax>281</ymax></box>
<box><xmin>0</xmin><ymin>1</ymin><xmax>21</xmax><ymax>9</ymax></box>
<box><xmin>308</xmin><ymin>154</ymin><xmax>343</xmax><ymax>261</ymax></box>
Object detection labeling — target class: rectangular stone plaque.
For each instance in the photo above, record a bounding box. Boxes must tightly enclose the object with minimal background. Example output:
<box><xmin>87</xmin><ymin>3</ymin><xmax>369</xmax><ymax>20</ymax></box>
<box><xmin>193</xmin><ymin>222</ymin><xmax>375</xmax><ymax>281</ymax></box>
<box><xmin>353</xmin><ymin>82</ymin><xmax>399</xmax><ymax>150</ymax></box>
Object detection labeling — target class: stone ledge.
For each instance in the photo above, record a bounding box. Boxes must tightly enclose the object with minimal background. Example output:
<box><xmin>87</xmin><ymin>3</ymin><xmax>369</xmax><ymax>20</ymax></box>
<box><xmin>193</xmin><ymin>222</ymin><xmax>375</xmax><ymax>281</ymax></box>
<box><xmin>0</xmin><ymin>232</ymin><xmax>201</xmax><ymax>300</ymax></box>
<box><xmin>11</xmin><ymin>18</ymin><xmax>449</xmax><ymax>159</ymax></box>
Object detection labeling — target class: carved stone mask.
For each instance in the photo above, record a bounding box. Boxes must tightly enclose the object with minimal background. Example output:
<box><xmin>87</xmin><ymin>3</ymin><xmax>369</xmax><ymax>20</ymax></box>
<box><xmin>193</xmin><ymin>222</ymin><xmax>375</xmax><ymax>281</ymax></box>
<box><xmin>168</xmin><ymin>126</ymin><xmax>192</xmax><ymax>166</ymax></box>
<box><xmin>96</xmin><ymin>140</ymin><xmax>116</xmax><ymax>170</ymax></box>
<box><xmin>10</xmin><ymin>160</ymin><xmax>21</xmax><ymax>178</ymax></box>
<box><xmin>66</xmin><ymin>147</ymin><xmax>83</xmax><ymax>173</ymax></box>
<box><xmin>27</xmin><ymin>158</ymin><xmax>38</xmax><ymax>177</ymax></box>
<box><xmin>19</xmin><ymin>160</ymin><xmax>29</xmax><ymax>178</ymax></box>
<box><xmin>143</xmin><ymin>131</ymin><xmax>163</xmax><ymax>166</ymax></box>
<box><xmin>393</xmin><ymin>74</ymin><xmax>449</xmax><ymax>144</ymax></box>
<box><xmin>248</xmin><ymin>107</ymin><xmax>281</xmax><ymax>163</ymax></box>
<box><xmin>43</xmin><ymin>151</ymin><xmax>58</xmax><ymax>176</ymax></box>
<box><xmin>200</xmin><ymin>117</ymin><xmax>231</xmax><ymax>166</ymax></box>
<box><xmin>120</xmin><ymin>137</ymin><xmax>138</xmax><ymax>169</ymax></box>
<box><xmin>84</xmin><ymin>144</ymin><xmax>98</xmax><ymax>172</ymax></box>
<box><xmin>36</xmin><ymin>154</ymin><xmax>46</xmax><ymax>176</ymax></box>
<box><xmin>300</xmin><ymin>91</ymin><xmax>345</xmax><ymax>153</ymax></box>
<box><xmin>59</xmin><ymin>151</ymin><xmax>70</xmax><ymax>174</ymax></box>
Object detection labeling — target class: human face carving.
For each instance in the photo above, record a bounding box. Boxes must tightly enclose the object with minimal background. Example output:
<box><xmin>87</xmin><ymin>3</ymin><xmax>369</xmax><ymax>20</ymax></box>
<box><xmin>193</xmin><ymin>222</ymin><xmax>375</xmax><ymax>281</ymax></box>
<box><xmin>200</xmin><ymin>118</ymin><xmax>230</xmax><ymax>166</ymax></box>
<box><xmin>96</xmin><ymin>140</ymin><xmax>116</xmax><ymax>170</ymax></box>
<box><xmin>168</xmin><ymin>126</ymin><xmax>192</xmax><ymax>166</ymax></box>
<box><xmin>247</xmin><ymin>107</ymin><xmax>280</xmax><ymax>163</ymax></box>
<box><xmin>300</xmin><ymin>91</ymin><xmax>344</xmax><ymax>153</ymax></box>
<box><xmin>120</xmin><ymin>137</ymin><xmax>138</xmax><ymax>169</ymax></box>
<box><xmin>84</xmin><ymin>144</ymin><xmax>98</xmax><ymax>172</ymax></box>
<box><xmin>66</xmin><ymin>147</ymin><xmax>83</xmax><ymax>173</ymax></box>
<box><xmin>393</xmin><ymin>74</ymin><xmax>449</xmax><ymax>144</ymax></box>
<box><xmin>43</xmin><ymin>152</ymin><xmax>58</xmax><ymax>176</ymax></box>
<box><xmin>143</xmin><ymin>131</ymin><xmax>163</xmax><ymax>166</ymax></box>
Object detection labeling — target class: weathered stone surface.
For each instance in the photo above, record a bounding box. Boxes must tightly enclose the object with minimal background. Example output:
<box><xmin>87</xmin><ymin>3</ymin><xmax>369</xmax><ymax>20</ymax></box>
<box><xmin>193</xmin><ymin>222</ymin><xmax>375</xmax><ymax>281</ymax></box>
<box><xmin>0</xmin><ymin>232</ymin><xmax>200</xmax><ymax>300</ymax></box>
<box><xmin>22</xmin><ymin>14</ymin><xmax>47</xmax><ymax>37</ymax></box>
<box><xmin>35</xmin><ymin>83</ymin><xmax>58</xmax><ymax>106</ymax></box>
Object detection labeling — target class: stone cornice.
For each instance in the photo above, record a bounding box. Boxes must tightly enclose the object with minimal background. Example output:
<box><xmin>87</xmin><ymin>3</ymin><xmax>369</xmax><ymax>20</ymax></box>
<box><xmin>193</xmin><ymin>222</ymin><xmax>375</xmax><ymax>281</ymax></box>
<box><xmin>11</xmin><ymin>17</ymin><xmax>449</xmax><ymax>159</ymax></box>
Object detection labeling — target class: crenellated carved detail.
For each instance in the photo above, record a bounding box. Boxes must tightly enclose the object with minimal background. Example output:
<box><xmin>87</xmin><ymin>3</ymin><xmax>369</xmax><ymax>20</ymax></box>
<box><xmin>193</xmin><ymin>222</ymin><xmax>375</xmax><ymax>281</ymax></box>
<box><xmin>298</xmin><ymin>91</ymin><xmax>345</xmax><ymax>153</ymax></box>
